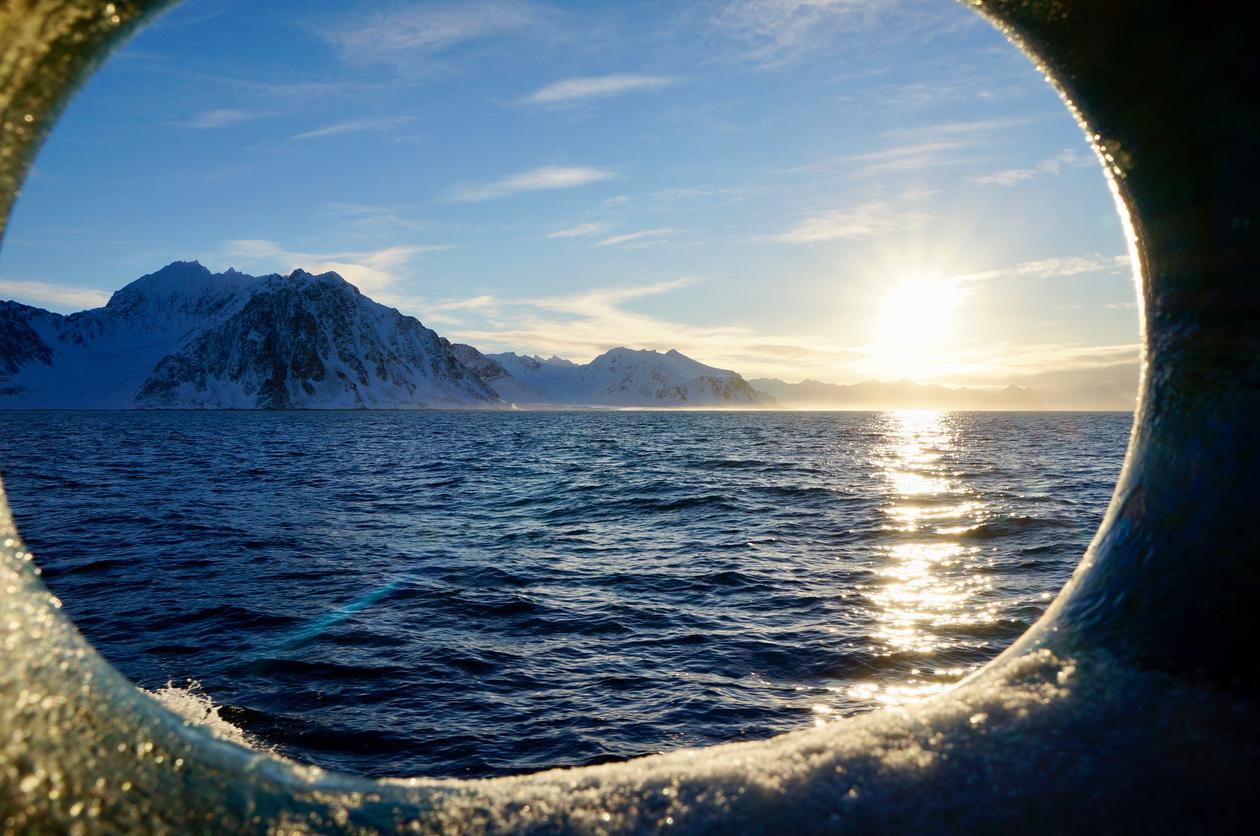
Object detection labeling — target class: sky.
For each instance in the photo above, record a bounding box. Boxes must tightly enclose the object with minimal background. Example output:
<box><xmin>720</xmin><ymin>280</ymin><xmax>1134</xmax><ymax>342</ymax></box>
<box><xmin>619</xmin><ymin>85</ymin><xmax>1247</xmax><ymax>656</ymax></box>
<box><xmin>0</xmin><ymin>0</ymin><xmax>1139</xmax><ymax>395</ymax></box>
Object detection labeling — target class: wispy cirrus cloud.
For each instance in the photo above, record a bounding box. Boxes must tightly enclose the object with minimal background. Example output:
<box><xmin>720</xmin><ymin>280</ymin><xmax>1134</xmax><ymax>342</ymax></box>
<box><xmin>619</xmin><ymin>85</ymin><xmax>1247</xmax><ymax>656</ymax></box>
<box><xmin>522</xmin><ymin>74</ymin><xmax>675</xmax><ymax>106</ymax></box>
<box><xmin>177</xmin><ymin>108</ymin><xmax>265</xmax><ymax>130</ymax></box>
<box><xmin>437</xmin><ymin>294</ymin><xmax>497</xmax><ymax>311</ymax></box>
<box><xmin>534</xmin><ymin>278</ymin><xmax>697</xmax><ymax>314</ymax></box>
<box><xmin>1008</xmin><ymin>253</ymin><xmax>1130</xmax><ymax>279</ymax></box>
<box><xmin>879</xmin><ymin>117</ymin><xmax>1030</xmax><ymax>144</ymax></box>
<box><xmin>861</xmin><ymin>119</ymin><xmax>1030</xmax><ymax>175</ymax></box>
<box><xmin>709</xmin><ymin>0</ymin><xmax>889</xmax><ymax>67</ymax></box>
<box><xmin>786</xmin><ymin>118</ymin><xmax>1030</xmax><ymax>177</ymax></box>
<box><xmin>446</xmin><ymin>165</ymin><xmax>614</xmax><ymax>202</ymax></box>
<box><xmin>320</xmin><ymin>0</ymin><xmax>544</xmax><ymax>71</ymax></box>
<box><xmin>400</xmin><ymin>269</ymin><xmax>1137</xmax><ymax>391</ymax></box>
<box><xmin>545</xmin><ymin>222</ymin><xmax>607</xmax><ymax>239</ymax></box>
<box><xmin>595</xmin><ymin>228</ymin><xmax>677</xmax><ymax>248</ymax></box>
<box><xmin>320</xmin><ymin>202</ymin><xmax>433</xmax><ymax>236</ymax></box>
<box><xmin>443</xmin><ymin>277</ymin><xmax>864</xmax><ymax>380</ymax></box>
<box><xmin>767</xmin><ymin>203</ymin><xmax>932</xmax><ymax>244</ymax></box>
<box><xmin>418</xmin><ymin>293</ymin><xmax>501</xmax><ymax>325</ymax></box>
<box><xmin>291</xmin><ymin>117</ymin><xmax>411</xmax><ymax>141</ymax></box>
<box><xmin>220</xmin><ymin>77</ymin><xmax>378</xmax><ymax>101</ymax></box>
<box><xmin>651</xmin><ymin>185</ymin><xmax>749</xmax><ymax>203</ymax></box>
<box><xmin>960</xmin><ymin>253</ymin><xmax>1131</xmax><ymax>284</ymax></box>
<box><xmin>146</xmin><ymin>0</ymin><xmax>235</xmax><ymax>30</ymax></box>
<box><xmin>842</xmin><ymin>140</ymin><xmax>974</xmax><ymax>176</ymax></box>
<box><xmin>217</xmin><ymin>239</ymin><xmax>450</xmax><ymax>301</ymax></box>
<box><xmin>974</xmin><ymin>148</ymin><xmax>1085</xmax><ymax>187</ymax></box>
<box><xmin>0</xmin><ymin>278</ymin><xmax>110</xmax><ymax>313</ymax></box>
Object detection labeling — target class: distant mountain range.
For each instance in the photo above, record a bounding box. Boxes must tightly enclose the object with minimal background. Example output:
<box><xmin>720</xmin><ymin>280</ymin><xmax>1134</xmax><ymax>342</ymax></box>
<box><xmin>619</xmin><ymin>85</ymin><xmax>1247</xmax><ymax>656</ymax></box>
<box><xmin>450</xmin><ymin>342</ymin><xmax>774</xmax><ymax>408</ymax></box>
<box><xmin>0</xmin><ymin>262</ymin><xmax>770</xmax><ymax>409</ymax></box>
<box><xmin>0</xmin><ymin>261</ymin><xmax>1132</xmax><ymax>410</ymax></box>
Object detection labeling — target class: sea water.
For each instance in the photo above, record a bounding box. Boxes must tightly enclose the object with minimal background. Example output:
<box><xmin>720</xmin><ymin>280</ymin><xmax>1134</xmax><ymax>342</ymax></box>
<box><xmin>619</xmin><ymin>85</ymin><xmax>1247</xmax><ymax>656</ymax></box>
<box><xmin>0</xmin><ymin>410</ymin><xmax>1129</xmax><ymax>778</ymax></box>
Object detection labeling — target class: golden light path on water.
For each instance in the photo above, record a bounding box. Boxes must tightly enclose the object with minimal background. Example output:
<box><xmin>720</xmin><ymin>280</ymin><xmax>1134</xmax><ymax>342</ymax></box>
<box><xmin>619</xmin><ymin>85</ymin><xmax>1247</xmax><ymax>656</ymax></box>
<box><xmin>839</xmin><ymin>410</ymin><xmax>999</xmax><ymax>711</ymax></box>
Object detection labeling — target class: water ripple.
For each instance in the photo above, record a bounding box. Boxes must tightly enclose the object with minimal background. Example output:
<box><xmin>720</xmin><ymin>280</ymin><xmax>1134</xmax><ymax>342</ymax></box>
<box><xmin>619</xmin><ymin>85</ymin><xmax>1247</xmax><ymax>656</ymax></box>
<box><xmin>0</xmin><ymin>409</ymin><xmax>1129</xmax><ymax>778</ymax></box>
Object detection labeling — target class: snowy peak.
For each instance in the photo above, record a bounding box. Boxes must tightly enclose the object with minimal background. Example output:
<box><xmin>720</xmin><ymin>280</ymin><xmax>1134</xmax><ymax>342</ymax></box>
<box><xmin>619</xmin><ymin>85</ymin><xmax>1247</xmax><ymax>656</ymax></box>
<box><xmin>587</xmin><ymin>346</ymin><xmax>738</xmax><ymax>380</ymax></box>
<box><xmin>134</xmin><ymin>266</ymin><xmax>499</xmax><ymax>409</ymax></box>
<box><xmin>105</xmin><ymin>260</ymin><xmax>257</xmax><ymax>319</ymax></box>
<box><xmin>279</xmin><ymin>268</ymin><xmax>357</xmax><ymax>292</ymax></box>
<box><xmin>5</xmin><ymin>261</ymin><xmax>774</xmax><ymax>409</ymax></box>
<box><xmin>473</xmin><ymin>345</ymin><xmax>772</xmax><ymax>407</ymax></box>
<box><xmin>489</xmin><ymin>352</ymin><xmax>577</xmax><ymax>371</ymax></box>
<box><xmin>579</xmin><ymin>347</ymin><xmax>766</xmax><ymax>406</ymax></box>
<box><xmin>0</xmin><ymin>262</ymin><xmax>503</xmax><ymax>409</ymax></box>
<box><xmin>443</xmin><ymin>341</ymin><xmax>547</xmax><ymax>404</ymax></box>
<box><xmin>107</xmin><ymin>259</ymin><xmax>212</xmax><ymax>305</ymax></box>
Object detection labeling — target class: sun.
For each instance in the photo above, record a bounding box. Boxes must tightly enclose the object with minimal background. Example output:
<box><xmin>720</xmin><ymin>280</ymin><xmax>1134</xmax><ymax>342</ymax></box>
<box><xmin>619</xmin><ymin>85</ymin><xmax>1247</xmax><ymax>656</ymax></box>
<box><xmin>867</xmin><ymin>277</ymin><xmax>964</xmax><ymax>381</ymax></box>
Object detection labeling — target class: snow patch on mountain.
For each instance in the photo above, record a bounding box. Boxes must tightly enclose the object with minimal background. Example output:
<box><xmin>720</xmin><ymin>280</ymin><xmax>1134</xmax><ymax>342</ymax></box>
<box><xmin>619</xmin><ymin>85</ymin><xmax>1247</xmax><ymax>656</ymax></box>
<box><xmin>441</xmin><ymin>340</ymin><xmax>547</xmax><ymax>405</ymax></box>
<box><xmin>136</xmin><ymin>269</ymin><xmax>501</xmax><ymax>409</ymax></box>
<box><xmin>480</xmin><ymin>346</ymin><xmax>774</xmax><ymax>407</ymax></box>
<box><xmin>0</xmin><ymin>262</ymin><xmax>502</xmax><ymax>409</ymax></box>
<box><xmin>0</xmin><ymin>262</ymin><xmax>263</xmax><ymax>407</ymax></box>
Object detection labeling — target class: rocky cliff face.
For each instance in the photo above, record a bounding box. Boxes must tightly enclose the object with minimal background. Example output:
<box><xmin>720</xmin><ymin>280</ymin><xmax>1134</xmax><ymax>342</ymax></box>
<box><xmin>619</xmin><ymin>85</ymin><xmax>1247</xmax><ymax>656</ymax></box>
<box><xmin>441</xmin><ymin>340</ymin><xmax>547</xmax><ymax>405</ymax></box>
<box><xmin>0</xmin><ymin>261</ymin><xmax>775</xmax><ymax>410</ymax></box>
<box><xmin>0</xmin><ymin>302</ymin><xmax>54</xmax><ymax>396</ymax></box>
<box><xmin>0</xmin><ymin>262</ymin><xmax>502</xmax><ymax>409</ymax></box>
<box><xmin>135</xmin><ymin>270</ymin><xmax>500</xmax><ymax>409</ymax></box>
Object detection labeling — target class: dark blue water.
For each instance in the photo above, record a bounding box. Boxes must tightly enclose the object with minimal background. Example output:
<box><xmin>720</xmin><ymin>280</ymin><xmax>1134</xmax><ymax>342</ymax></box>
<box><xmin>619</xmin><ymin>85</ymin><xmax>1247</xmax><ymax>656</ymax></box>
<box><xmin>0</xmin><ymin>410</ymin><xmax>1129</xmax><ymax>778</ymax></box>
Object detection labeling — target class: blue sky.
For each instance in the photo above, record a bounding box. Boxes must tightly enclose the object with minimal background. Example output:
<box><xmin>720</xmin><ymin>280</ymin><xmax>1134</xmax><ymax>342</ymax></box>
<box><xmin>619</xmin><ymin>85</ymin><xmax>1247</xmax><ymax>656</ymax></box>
<box><xmin>0</xmin><ymin>0</ymin><xmax>1138</xmax><ymax>390</ymax></box>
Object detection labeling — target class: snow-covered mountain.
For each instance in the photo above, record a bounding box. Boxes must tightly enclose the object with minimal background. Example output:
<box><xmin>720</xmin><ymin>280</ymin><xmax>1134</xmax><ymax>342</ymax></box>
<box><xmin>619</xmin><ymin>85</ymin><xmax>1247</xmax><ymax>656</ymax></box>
<box><xmin>0</xmin><ymin>261</ymin><xmax>502</xmax><ymax>409</ymax></box>
<box><xmin>1</xmin><ymin>262</ymin><xmax>261</xmax><ymax>407</ymax></box>
<box><xmin>479</xmin><ymin>347</ymin><xmax>775</xmax><ymax>407</ymax></box>
<box><xmin>1</xmin><ymin>261</ymin><xmax>773</xmax><ymax>410</ymax></box>
<box><xmin>439</xmin><ymin>340</ymin><xmax>548</xmax><ymax>405</ymax></box>
<box><xmin>9</xmin><ymin>259</ymin><xmax>1074</xmax><ymax>411</ymax></box>
<box><xmin>486</xmin><ymin>352</ymin><xmax>584</xmax><ymax>401</ymax></box>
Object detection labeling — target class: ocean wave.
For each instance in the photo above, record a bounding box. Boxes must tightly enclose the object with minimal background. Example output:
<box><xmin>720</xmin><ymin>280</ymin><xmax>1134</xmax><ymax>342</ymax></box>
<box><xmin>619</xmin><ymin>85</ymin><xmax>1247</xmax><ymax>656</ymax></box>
<box><xmin>955</xmin><ymin>515</ymin><xmax>1077</xmax><ymax>540</ymax></box>
<box><xmin>145</xmin><ymin>681</ymin><xmax>275</xmax><ymax>754</ymax></box>
<box><xmin>0</xmin><ymin>409</ymin><xmax>1129</xmax><ymax>778</ymax></box>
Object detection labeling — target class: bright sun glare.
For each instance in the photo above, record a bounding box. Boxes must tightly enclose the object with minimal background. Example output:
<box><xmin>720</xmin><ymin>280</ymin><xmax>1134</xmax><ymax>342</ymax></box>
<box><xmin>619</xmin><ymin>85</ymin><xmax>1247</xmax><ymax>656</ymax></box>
<box><xmin>868</xmin><ymin>278</ymin><xmax>965</xmax><ymax>381</ymax></box>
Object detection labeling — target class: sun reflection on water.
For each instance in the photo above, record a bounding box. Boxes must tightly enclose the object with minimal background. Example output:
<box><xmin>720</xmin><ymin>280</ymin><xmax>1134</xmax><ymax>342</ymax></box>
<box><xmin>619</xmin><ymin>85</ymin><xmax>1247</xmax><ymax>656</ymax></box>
<box><xmin>851</xmin><ymin>410</ymin><xmax>998</xmax><ymax>707</ymax></box>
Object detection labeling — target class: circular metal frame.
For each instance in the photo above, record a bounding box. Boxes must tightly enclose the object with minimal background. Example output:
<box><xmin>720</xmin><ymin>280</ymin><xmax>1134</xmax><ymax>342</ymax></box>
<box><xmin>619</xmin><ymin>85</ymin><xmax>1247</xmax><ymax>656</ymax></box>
<box><xmin>2</xmin><ymin>1</ymin><xmax>1256</xmax><ymax>830</ymax></box>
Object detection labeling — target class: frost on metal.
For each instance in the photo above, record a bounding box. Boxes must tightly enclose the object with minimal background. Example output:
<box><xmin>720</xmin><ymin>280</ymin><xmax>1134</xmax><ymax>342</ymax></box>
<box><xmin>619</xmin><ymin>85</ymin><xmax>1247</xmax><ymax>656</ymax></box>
<box><xmin>0</xmin><ymin>1</ymin><xmax>159</xmax><ymax>242</ymax></box>
<box><xmin>1</xmin><ymin>473</ymin><xmax>1255</xmax><ymax>831</ymax></box>
<box><xmin>2</xmin><ymin>0</ymin><xmax>1259</xmax><ymax>832</ymax></box>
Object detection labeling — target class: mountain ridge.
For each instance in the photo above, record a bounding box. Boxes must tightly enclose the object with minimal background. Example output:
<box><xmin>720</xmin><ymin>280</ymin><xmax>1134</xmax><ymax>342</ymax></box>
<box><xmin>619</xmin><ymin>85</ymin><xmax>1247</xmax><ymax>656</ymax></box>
<box><xmin>0</xmin><ymin>262</ymin><xmax>772</xmax><ymax>409</ymax></box>
<box><xmin>481</xmin><ymin>345</ymin><xmax>776</xmax><ymax>408</ymax></box>
<box><xmin>0</xmin><ymin>261</ymin><xmax>1128</xmax><ymax>410</ymax></box>
<box><xmin>0</xmin><ymin>262</ymin><xmax>501</xmax><ymax>409</ymax></box>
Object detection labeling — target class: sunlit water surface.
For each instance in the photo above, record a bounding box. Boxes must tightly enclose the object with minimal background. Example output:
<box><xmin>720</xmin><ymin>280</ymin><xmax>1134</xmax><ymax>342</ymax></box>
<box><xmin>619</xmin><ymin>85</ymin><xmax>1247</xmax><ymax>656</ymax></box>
<box><xmin>0</xmin><ymin>410</ymin><xmax>1128</xmax><ymax>778</ymax></box>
